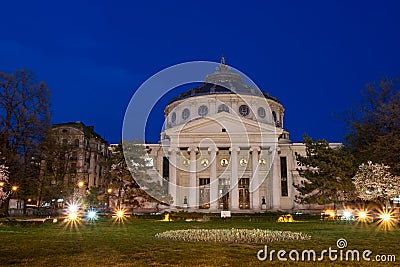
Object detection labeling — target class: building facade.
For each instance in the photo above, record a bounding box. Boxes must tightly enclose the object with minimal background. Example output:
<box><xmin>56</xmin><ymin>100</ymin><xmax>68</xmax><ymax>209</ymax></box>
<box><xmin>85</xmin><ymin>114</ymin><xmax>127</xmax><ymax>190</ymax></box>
<box><xmin>143</xmin><ymin>60</ymin><xmax>333</xmax><ymax>213</ymax></box>
<box><xmin>51</xmin><ymin>121</ymin><xmax>110</xmax><ymax>190</ymax></box>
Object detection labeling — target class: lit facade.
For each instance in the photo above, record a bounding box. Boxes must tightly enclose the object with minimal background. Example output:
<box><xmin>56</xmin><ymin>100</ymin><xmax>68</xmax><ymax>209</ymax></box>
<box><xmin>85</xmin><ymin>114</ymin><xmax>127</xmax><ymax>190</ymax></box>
<box><xmin>145</xmin><ymin>61</ymin><xmax>333</xmax><ymax>213</ymax></box>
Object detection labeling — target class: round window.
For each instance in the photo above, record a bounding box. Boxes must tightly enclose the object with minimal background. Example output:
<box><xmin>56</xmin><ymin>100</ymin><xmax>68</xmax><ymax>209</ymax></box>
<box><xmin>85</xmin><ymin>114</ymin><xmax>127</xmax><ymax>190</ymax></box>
<box><xmin>217</xmin><ymin>104</ymin><xmax>229</xmax><ymax>113</ymax></box>
<box><xmin>201</xmin><ymin>159</ymin><xmax>209</xmax><ymax>167</ymax></box>
<box><xmin>198</xmin><ymin>105</ymin><xmax>208</xmax><ymax>116</ymax></box>
<box><xmin>171</xmin><ymin>112</ymin><xmax>176</xmax><ymax>122</ymax></box>
<box><xmin>182</xmin><ymin>108</ymin><xmax>190</xmax><ymax>120</ymax></box>
<box><xmin>239</xmin><ymin>105</ymin><xmax>250</xmax><ymax>116</ymax></box>
<box><xmin>220</xmin><ymin>158</ymin><xmax>229</xmax><ymax>167</ymax></box>
<box><xmin>258</xmin><ymin>107</ymin><xmax>266</xmax><ymax>118</ymax></box>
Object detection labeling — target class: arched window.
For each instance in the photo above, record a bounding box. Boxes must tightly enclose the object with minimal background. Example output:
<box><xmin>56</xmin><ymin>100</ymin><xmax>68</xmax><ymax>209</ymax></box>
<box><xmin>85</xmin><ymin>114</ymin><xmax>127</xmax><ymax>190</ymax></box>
<box><xmin>272</xmin><ymin>111</ymin><xmax>277</xmax><ymax>122</ymax></box>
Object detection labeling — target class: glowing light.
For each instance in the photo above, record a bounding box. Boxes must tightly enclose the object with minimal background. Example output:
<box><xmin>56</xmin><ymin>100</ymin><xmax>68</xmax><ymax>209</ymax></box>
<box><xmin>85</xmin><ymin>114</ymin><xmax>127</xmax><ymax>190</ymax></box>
<box><xmin>62</xmin><ymin>201</ymin><xmax>83</xmax><ymax>231</ymax></box>
<box><xmin>68</xmin><ymin>204</ymin><xmax>79</xmax><ymax>213</ymax></box>
<box><xmin>324</xmin><ymin>209</ymin><xmax>336</xmax><ymax>219</ymax></box>
<box><xmin>356</xmin><ymin>210</ymin><xmax>371</xmax><ymax>223</ymax></box>
<box><xmin>358</xmin><ymin>211</ymin><xmax>367</xmax><ymax>219</ymax></box>
<box><xmin>379</xmin><ymin>212</ymin><xmax>391</xmax><ymax>222</ymax></box>
<box><xmin>0</xmin><ymin>181</ymin><xmax>4</xmax><ymax>187</ymax></box>
<box><xmin>107</xmin><ymin>188</ymin><xmax>113</xmax><ymax>194</ymax></box>
<box><xmin>77</xmin><ymin>181</ymin><xmax>85</xmax><ymax>188</ymax></box>
<box><xmin>113</xmin><ymin>208</ymin><xmax>128</xmax><ymax>223</ymax></box>
<box><xmin>161</xmin><ymin>213</ymin><xmax>171</xmax><ymax>222</ymax></box>
<box><xmin>86</xmin><ymin>210</ymin><xmax>97</xmax><ymax>221</ymax></box>
<box><xmin>117</xmin><ymin>210</ymin><xmax>124</xmax><ymax>218</ymax></box>
<box><xmin>277</xmin><ymin>214</ymin><xmax>295</xmax><ymax>222</ymax></box>
<box><xmin>11</xmin><ymin>185</ymin><xmax>18</xmax><ymax>191</ymax></box>
<box><xmin>68</xmin><ymin>212</ymin><xmax>78</xmax><ymax>221</ymax></box>
<box><xmin>342</xmin><ymin>210</ymin><xmax>352</xmax><ymax>220</ymax></box>
<box><xmin>377</xmin><ymin>207</ymin><xmax>397</xmax><ymax>230</ymax></box>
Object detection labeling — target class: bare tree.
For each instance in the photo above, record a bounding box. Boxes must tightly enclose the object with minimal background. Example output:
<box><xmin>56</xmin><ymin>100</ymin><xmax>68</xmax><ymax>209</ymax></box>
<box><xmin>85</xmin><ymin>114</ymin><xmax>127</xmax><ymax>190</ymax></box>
<box><xmin>0</xmin><ymin>69</ymin><xmax>51</xmax><ymax>212</ymax></box>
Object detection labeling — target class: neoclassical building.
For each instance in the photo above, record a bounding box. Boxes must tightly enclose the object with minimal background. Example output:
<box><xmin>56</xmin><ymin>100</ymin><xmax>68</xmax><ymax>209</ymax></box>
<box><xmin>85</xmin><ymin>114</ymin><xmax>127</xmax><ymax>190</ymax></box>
<box><xmin>145</xmin><ymin>60</ymin><xmax>331</xmax><ymax>213</ymax></box>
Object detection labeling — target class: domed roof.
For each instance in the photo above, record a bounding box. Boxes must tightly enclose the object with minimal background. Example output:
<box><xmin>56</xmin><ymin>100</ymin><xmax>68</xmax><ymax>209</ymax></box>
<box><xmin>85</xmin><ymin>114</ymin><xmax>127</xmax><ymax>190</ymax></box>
<box><xmin>169</xmin><ymin>57</ymin><xmax>279</xmax><ymax>104</ymax></box>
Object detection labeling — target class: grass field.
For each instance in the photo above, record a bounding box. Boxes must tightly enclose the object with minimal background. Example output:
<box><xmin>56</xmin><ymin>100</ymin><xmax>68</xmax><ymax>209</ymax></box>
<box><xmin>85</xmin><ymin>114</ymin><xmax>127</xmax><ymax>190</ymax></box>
<box><xmin>0</xmin><ymin>215</ymin><xmax>398</xmax><ymax>266</ymax></box>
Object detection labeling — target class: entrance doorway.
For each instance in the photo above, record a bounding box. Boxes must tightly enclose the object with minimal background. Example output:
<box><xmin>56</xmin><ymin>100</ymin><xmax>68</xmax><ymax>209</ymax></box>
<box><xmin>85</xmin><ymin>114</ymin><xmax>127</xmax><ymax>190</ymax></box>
<box><xmin>218</xmin><ymin>178</ymin><xmax>230</xmax><ymax>210</ymax></box>
<box><xmin>239</xmin><ymin>178</ymin><xmax>250</xmax><ymax>209</ymax></box>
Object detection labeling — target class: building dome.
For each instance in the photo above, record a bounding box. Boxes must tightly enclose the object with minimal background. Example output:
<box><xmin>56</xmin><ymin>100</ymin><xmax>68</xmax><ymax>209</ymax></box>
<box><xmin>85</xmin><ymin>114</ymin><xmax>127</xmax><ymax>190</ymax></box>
<box><xmin>164</xmin><ymin>58</ymin><xmax>285</xmax><ymax>130</ymax></box>
<box><xmin>169</xmin><ymin>57</ymin><xmax>279</xmax><ymax>105</ymax></box>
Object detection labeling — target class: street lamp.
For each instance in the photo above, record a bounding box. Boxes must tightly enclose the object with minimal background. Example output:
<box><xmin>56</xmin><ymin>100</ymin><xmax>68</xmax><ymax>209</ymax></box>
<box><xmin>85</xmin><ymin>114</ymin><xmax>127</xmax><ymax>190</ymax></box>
<box><xmin>0</xmin><ymin>181</ymin><xmax>5</xmax><ymax>187</ymax></box>
<box><xmin>11</xmin><ymin>185</ymin><xmax>18</xmax><ymax>192</ymax></box>
<box><xmin>77</xmin><ymin>181</ymin><xmax>85</xmax><ymax>188</ymax></box>
<box><xmin>107</xmin><ymin>187</ymin><xmax>113</xmax><ymax>212</ymax></box>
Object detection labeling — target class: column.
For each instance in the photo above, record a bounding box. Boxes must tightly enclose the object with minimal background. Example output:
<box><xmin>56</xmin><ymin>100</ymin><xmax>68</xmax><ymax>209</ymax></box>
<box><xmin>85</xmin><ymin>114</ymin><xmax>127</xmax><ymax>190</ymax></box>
<box><xmin>188</xmin><ymin>146</ymin><xmax>198</xmax><ymax>209</ymax></box>
<box><xmin>272</xmin><ymin>148</ymin><xmax>281</xmax><ymax>210</ymax></box>
<box><xmin>230</xmin><ymin>146</ymin><xmax>240</xmax><ymax>211</ymax></box>
<box><xmin>250</xmin><ymin>146</ymin><xmax>261</xmax><ymax>211</ymax></box>
<box><xmin>168</xmin><ymin>147</ymin><xmax>179</xmax><ymax>208</ymax></box>
<box><xmin>208</xmin><ymin>147</ymin><xmax>219</xmax><ymax>211</ymax></box>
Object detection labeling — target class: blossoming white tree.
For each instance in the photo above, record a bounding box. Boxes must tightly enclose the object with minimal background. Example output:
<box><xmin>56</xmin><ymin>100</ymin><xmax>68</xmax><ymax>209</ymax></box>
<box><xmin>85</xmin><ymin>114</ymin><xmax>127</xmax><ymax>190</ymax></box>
<box><xmin>0</xmin><ymin>164</ymin><xmax>10</xmax><ymax>206</ymax></box>
<box><xmin>353</xmin><ymin>161</ymin><xmax>400</xmax><ymax>204</ymax></box>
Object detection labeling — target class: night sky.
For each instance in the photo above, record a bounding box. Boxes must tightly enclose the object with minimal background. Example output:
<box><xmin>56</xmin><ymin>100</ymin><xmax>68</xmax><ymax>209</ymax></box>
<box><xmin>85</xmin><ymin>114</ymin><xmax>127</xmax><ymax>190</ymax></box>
<box><xmin>1</xmin><ymin>1</ymin><xmax>400</xmax><ymax>144</ymax></box>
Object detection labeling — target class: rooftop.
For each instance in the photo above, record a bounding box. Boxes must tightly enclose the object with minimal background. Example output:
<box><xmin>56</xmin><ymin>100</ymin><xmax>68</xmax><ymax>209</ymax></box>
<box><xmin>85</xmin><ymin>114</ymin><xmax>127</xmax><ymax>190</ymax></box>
<box><xmin>169</xmin><ymin>57</ymin><xmax>279</xmax><ymax>104</ymax></box>
<box><xmin>52</xmin><ymin>121</ymin><xmax>107</xmax><ymax>142</ymax></box>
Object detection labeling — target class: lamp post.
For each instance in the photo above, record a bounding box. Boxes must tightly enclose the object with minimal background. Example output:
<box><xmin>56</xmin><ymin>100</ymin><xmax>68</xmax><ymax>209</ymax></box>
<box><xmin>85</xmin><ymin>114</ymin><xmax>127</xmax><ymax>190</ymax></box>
<box><xmin>10</xmin><ymin>185</ymin><xmax>22</xmax><ymax>213</ymax></box>
<box><xmin>107</xmin><ymin>187</ymin><xmax>113</xmax><ymax>212</ymax></box>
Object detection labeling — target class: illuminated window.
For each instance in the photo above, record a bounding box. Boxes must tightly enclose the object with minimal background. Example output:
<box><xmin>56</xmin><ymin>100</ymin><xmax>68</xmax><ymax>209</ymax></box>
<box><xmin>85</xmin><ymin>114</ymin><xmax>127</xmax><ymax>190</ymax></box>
<box><xmin>199</xmin><ymin>178</ymin><xmax>210</xmax><ymax>209</ymax></box>
<box><xmin>280</xmin><ymin>157</ymin><xmax>288</xmax><ymax>197</ymax></box>
<box><xmin>239</xmin><ymin>178</ymin><xmax>250</xmax><ymax>209</ymax></box>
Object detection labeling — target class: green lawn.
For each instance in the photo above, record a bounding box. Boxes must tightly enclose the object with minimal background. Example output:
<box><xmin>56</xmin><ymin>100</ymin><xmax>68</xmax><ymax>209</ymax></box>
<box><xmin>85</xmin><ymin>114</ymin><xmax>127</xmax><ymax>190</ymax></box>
<box><xmin>0</xmin><ymin>216</ymin><xmax>398</xmax><ymax>266</ymax></box>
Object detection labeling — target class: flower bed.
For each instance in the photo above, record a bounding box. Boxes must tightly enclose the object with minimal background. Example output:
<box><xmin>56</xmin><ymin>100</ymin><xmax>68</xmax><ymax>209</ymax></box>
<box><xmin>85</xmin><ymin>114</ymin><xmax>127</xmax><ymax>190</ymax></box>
<box><xmin>155</xmin><ymin>228</ymin><xmax>311</xmax><ymax>244</ymax></box>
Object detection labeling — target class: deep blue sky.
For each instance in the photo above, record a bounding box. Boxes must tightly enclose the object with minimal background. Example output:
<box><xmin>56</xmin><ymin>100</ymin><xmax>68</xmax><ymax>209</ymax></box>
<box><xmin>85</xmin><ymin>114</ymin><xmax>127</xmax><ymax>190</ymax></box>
<box><xmin>1</xmin><ymin>1</ymin><xmax>400</xmax><ymax>144</ymax></box>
